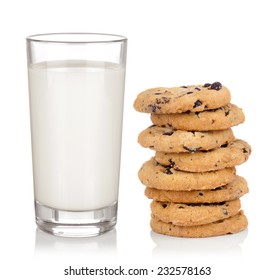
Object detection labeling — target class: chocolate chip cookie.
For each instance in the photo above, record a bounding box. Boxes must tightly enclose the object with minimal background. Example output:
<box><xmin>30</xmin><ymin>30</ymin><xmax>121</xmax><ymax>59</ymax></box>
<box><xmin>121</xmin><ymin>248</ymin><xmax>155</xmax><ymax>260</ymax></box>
<box><xmin>138</xmin><ymin>158</ymin><xmax>236</xmax><ymax>191</ymax></box>
<box><xmin>155</xmin><ymin>139</ymin><xmax>251</xmax><ymax>172</ymax></box>
<box><xmin>150</xmin><ymin>210</ymin><xmax>248</xmax><ymax>238</ymax></box>
<box><xmin>151</xmin><ymin>199</ymin><xmax>241</xmax><ymax>226</ymax></box>
<box><xmin>145</xmin><ymin>175</ymin><xmax>248</xmax><ymax>203</ymax></box>
<box><xmin>134</xmin><ymin>81</ymin><xmax>250</xmax><ymax>238</ymax></box>
<box><xmin>134</xmin><ymin>82</ymin><xmax>231</xmax><ymax>114</ymax></box>
<box><xmin>151</xmin><ymin>103</ymin><xmax>245</xmax><ymax>131</ymax></box>
<box><xmin>138</xmin><ymin>126</ymin><xmax>235</xmax><ymax>153</ymax></box>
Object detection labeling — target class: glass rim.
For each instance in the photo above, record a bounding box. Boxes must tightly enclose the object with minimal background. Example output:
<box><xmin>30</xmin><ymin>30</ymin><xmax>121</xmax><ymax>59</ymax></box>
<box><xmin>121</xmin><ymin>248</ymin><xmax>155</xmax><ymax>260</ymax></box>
<box><xmin>26</xmin><ymin>32</ymin><xmax>127</xmax><ymax>44</ymax></box>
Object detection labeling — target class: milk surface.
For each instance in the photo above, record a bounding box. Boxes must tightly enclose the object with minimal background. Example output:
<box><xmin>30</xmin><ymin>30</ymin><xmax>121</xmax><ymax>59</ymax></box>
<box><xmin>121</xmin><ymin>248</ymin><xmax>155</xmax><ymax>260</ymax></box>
<box><xmin>28</xmin><ymin>60</ymin><xmax>125</xmax><ymax>211</ymax></box>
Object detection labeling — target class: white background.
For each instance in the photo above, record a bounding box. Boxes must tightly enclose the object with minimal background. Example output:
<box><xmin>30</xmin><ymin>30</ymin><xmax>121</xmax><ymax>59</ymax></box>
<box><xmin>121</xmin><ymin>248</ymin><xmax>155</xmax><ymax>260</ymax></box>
<box><xmin>0</xmin><ymin>0</ymin><xmax>274</xmax><ymax>279</ymax></box>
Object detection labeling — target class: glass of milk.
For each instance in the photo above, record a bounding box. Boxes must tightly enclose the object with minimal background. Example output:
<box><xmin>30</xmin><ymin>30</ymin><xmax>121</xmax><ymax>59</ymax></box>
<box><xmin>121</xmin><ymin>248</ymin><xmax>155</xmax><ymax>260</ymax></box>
<box><xmin>26</xmin><ymin>33</ymin><xmax>127</xmax><ymax>237</ymax></box>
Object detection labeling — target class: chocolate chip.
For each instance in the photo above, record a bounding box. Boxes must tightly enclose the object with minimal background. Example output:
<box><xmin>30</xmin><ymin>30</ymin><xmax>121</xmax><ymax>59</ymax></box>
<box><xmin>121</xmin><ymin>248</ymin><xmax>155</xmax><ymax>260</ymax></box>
<box><xmin>148</xmin><ymin>104</ymin><xmax>157</xmax><ymax>112</ymax></box>
<box><xmin>210</xmin><ymin>82</ymin><xmax>222</xmax><ymax>90</ymax></box>
<box><xmin>203</xmin><ymin>83</ymin><xmax>211</xmax><ymax>87</ymax></box>
<box><xmin>156</xmin><ymin>97</ymin><xmax>170</xmax><ymax>104</ymax></box>
<box><xmin>155</xmin><ymin>99</ymin><xmax>162</xmax><ymax>104</ymax></box>
<box><xmin>193</xmin><ymin>100</ymin><xmax>202</xmax><ymax>108</ymax></box>
<box><xmin>162</xmin><ymin>203</ymin><xmax>168</xmax><ymax>208</ymax></box>
<box><xmin>183</xmin><ymin>146</ymin><xmax>201</xmax><ymax>153</ymax></box>
<box><xmin>163</xmin><ymin>131</ymin><xmax>174</xmax><ymax>136</ymax></box>
<box><xmin>221</xmin><ymin>143</ymin><xmax>228</xmax><ymax>148</ymax></box>
<box><xmin>242</xmin><ymin>148</ymin><xmax>249</xmax><ymax>153</ymax></box>
<box><xmin>225</xmin><ymin>110</ymin><xmax>230</xmax><ymax>116</ymax></box>
<box><xmin>211</xmin><ymin>186</ymin><xmax>223</xmax><ymax>191</ymax></box>
<box><xmin>198</xmin><ymin>192</ymin><xmax>204</xmax><ymax>196</ymax></box>
<box><xmin>180</xmin><ymin>86</ymin><xmax>188</xmax><ymax>88</ymax></box>
<box><xmin>187</xmin><ymin>91</ymin><xmax>193</xmax><ymax>94</ymax></box>
<box><xmin>162</xmin><ymin>97</ymin><xmax>170</xmax><ymax>104</ymax></box>
<box><xmin>178</xmin><ymin>206</ymin><xmax>185</xmax><ymax>209</ymax></box>
<box><xmin>195</xmin><ymin>87</ymin><xmax>201</xmax><ymax>91</ymax></box>
<box><xmin>154</xmin><ymin>92</ymin><xmax>162</xmax><ymax>95</ymax></box>
<box><xmin>168</xmin><ymin>159</ymin><xmax>175</xmax><ymax>168</ymax></box>
<box><xmin>165</xmin><ymin>168</ymin><xmax>173</xmax><ymax>175</ymax></box>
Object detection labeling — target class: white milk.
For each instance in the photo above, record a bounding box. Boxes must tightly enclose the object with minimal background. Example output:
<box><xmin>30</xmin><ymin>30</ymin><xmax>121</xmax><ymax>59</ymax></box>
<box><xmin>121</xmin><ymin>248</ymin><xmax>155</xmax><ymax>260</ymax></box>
<box><xmin>28</xmin><ymin>60</ymin><xmax>125</xmax><ymax>211</ymax></box>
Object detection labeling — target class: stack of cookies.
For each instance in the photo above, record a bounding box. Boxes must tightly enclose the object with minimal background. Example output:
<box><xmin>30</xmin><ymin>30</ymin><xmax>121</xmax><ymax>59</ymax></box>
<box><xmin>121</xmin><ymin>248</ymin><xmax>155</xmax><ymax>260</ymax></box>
<box><xmin>134</xmin><ymin>82</ymin><xmax>251</xmax><ymax>238</ymax></box>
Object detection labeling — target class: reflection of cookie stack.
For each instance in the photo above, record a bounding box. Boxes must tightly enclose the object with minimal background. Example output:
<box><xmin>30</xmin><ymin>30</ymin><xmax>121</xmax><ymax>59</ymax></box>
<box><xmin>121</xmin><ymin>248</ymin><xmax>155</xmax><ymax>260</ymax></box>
<box><xmin>134</xmin><ymin>82</ymin><xmax>251</xmax><ymax>238</ymax></box>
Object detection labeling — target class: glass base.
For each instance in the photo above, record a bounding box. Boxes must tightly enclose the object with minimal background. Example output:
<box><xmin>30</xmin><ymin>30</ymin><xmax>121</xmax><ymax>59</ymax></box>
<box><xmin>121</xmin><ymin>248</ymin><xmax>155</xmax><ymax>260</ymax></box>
<box><xmin>35</xmin><ymin>201</ymin><xmax>117</xmax><ymax>237</ymax></box>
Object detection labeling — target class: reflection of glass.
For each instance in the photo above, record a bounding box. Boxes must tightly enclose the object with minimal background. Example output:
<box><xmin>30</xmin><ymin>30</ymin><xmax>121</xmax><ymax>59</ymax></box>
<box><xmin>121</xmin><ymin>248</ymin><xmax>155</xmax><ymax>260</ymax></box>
<box><xmin>27</xmin><ymin>33</ymin><xmax>127</xmax><ymax>237</ymax></box>
<box><xmin>35</xmin><ymin>228</ymin><xmax>117</xmax><ymax>258</ymax></box>
<box><xmin>151</xmin><ymin>229</ymin><xmax>248</xmax><ymax>258</ymax></box>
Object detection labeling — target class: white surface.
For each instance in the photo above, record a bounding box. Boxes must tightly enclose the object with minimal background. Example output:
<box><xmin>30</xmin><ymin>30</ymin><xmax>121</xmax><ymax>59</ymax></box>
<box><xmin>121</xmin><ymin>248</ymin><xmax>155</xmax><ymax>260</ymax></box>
<box><xmin>29</xmin><ymin>61</ymin><xmax>124</xmax><ymax>210</ymax></box>
<box><xmin>0</xmin><ymin>0</ymin><xmax>274</xmax><ymax>279</ymax></box>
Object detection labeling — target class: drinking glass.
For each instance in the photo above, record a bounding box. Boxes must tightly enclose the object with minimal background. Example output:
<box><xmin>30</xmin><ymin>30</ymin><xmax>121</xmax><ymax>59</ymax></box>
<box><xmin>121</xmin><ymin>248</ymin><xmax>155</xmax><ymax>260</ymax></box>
<box><xmin>27</xmin><ymin>33</ymin><xmax>127</xmax><ymax>237</ymax></box>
